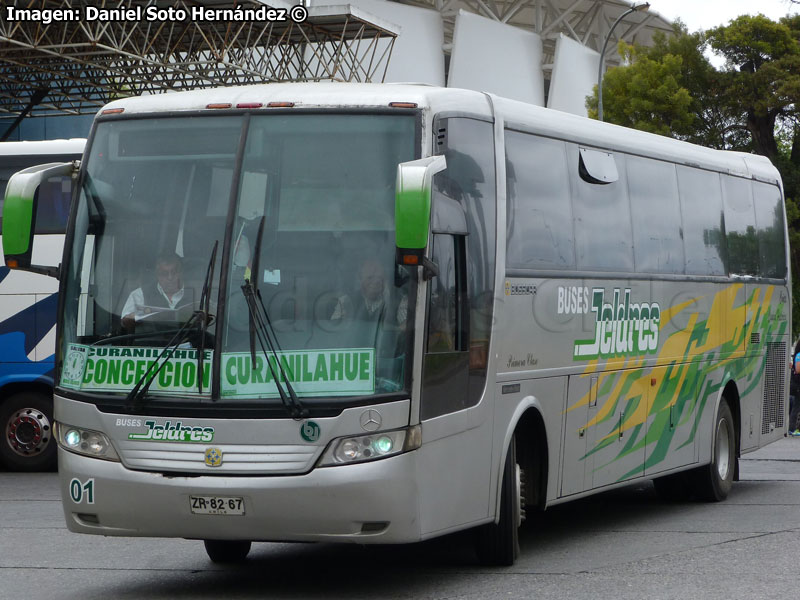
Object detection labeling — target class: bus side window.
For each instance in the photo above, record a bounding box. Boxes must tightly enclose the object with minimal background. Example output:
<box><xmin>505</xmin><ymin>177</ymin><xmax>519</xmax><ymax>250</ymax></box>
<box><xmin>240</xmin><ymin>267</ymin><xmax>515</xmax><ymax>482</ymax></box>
<box><xmin>569</xmin><ymin>145</ymin><xmax>633</xmax><ymax>272</ymax></box>
<box><xmin>677</xmin><ymin>166</ymin><xmax>727</xmax><ymax>276</ymax></box>
<box><xmin>752</xmin><ymin>181</ymin><xmax>787</xmax><ymax>279</ymax></box>
<box><xmin>627</xmin><ymin>156</ymin><xmax>684</xmax><ymax>274</ymax></box>
<box><xmin>721</xmin><ymin>175</ymin><xmax>758</xmax><ymax>276</ymax></box>
<box><xmin>505</xmin><ymin>131</ymin><xmax>575</xmax><ymax>271</ymax></box>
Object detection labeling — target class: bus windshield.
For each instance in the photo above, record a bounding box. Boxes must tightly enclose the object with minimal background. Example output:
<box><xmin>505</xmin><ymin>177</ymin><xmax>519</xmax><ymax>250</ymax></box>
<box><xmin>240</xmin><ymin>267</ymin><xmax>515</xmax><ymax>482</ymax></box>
<box><xmin>60</xmin><ymin>113</ymin><xmax>418</xmax><ymax>408</ymax></box>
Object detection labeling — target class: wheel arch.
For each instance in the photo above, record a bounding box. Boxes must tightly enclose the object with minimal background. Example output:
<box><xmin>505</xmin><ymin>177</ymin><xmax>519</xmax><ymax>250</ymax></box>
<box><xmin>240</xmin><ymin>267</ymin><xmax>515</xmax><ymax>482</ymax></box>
<box><xmin>0</xmin><ymin>378</ymin><xmax>55</xmax><ymax>404</ymax></box>
<box><xmin>493</xmin><ymin>398</ymin><xmax>549</xmax><ymax>518</ymax></box>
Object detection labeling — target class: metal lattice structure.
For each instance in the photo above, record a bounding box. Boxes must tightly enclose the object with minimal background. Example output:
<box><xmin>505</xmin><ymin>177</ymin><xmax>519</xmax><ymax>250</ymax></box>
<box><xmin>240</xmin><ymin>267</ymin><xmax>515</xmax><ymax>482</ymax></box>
<box><xmin>0</xmin><ymin>0</ymin><xmax>399</xmax><ymax>116</ymax></box>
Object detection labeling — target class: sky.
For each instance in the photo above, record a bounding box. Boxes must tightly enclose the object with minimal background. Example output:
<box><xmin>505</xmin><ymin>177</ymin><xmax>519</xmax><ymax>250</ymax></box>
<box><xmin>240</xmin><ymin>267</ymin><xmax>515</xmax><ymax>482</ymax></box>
<box><xmin>647</xmin><ymin>0</ymin><xmax>798</xmax><ymax>32</ymax></box>
<box><xmin>643</xmin><ymin>1</ymin><xmax>799</xmax><ymax>66</ymax></box>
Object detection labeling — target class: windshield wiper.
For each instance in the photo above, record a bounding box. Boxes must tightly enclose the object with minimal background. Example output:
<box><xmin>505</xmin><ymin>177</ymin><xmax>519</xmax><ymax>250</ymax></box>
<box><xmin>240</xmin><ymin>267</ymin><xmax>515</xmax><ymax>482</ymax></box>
<box><xmin>195</xmin><ymin>241</ymin><xmax>218</xmax><ymax>394</ymax></box>
<box><xmin>241</xmin><ymin>217</ymin><xmax>307</xmax><ymax>420</ymax></box>
<box><xmin>123</xmin><ymin>313</ymin><xmax>202</xmax><ymax>411</ymax></box>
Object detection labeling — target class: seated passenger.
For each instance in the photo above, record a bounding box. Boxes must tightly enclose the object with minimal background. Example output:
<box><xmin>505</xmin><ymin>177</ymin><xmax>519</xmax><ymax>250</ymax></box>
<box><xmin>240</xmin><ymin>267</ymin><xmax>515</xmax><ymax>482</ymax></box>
<box><xmin>330</xmin><ymin>259</ymin><xmax>407</xmax><ymax>326</ymax></box>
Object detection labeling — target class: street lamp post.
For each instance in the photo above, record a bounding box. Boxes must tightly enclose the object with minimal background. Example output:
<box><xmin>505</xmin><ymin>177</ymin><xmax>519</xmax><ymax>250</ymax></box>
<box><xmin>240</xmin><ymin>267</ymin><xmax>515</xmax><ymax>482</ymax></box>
<box><xmin>597</xmin><ymin>2</ymin><xmax>650</xmax><ymax>122</ymax></box>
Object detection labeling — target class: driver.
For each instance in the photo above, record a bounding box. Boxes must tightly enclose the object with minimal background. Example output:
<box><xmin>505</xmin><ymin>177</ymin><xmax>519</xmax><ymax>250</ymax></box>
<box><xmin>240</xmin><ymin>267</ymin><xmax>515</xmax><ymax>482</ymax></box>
<box><xmin>121</xmin><ymin>253</ymin><xmax>185</xmax><ymax>330</ymax></box>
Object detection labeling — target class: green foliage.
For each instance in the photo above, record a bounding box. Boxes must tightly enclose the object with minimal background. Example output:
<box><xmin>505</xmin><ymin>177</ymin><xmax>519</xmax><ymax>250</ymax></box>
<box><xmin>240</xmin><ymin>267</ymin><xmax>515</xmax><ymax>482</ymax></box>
<box><xmin>587</xmin><ymin>14</ymin><xmax>800</xmax><ymax>337</ymax></box>
<box><xmin>587</xmin><ymin>43</ymin><xmax>694</xmax><ymax>135</ymax></box>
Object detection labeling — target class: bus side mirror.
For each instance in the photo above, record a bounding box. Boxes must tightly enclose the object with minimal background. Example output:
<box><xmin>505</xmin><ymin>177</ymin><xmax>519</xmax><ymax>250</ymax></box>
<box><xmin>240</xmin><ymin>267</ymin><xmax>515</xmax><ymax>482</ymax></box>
<box><xmin>3</xmin><ymin>161</ymin><xmax>78</xmax><ymax>279</ymax></box>
<box><xmin>395</xmin><ymin>155</ymin><xmax>446</xmax><ymax>279</ymax></box>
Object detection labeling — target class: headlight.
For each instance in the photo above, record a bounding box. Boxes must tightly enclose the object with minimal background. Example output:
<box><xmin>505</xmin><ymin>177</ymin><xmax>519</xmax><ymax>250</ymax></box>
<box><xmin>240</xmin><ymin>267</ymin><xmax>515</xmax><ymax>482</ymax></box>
<box><xmin>318</xmin><ymin>425</ymin><xmax>421</xmax><ymax>467</ymax></box>
<box><xmin>55</xmin><ymin>423</ymin><xmax>120</xmax><ymax>462</ymax></box>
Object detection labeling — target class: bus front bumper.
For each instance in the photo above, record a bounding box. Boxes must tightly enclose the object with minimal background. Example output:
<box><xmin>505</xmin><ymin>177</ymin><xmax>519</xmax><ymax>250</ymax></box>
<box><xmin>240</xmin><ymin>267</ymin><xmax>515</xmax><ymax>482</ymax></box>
<box><xmin>58</xmin><ymin>447</ymin><xmax>421</xmax><ymax>543</ymax></box>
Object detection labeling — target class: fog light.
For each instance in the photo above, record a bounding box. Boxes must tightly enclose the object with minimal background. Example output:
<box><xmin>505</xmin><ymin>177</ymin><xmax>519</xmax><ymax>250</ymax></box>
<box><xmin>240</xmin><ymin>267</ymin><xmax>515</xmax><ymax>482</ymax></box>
<box><xmin>374</xmin><ymin>436</ymin><xmax>393</xmax><ymax>454</ymax></box>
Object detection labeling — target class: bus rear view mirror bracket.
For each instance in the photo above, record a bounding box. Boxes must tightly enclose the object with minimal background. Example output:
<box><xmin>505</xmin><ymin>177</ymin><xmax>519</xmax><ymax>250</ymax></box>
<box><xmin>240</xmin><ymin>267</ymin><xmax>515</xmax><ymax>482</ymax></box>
<box><xmin>395</xmin><ymin>155</ymin><xmax>447</xmax><ymax>280</ymax></box>
<box><xmin>2</xmin><ymin>161</ymin><xmax>79</xmax><ymax>279</ymax></box>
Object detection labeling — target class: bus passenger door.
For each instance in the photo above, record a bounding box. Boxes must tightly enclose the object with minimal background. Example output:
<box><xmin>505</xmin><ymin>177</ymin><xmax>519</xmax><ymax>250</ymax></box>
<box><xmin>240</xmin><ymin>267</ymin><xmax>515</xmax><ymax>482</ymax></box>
<box><xmin>421</xmin><ymin>233</ymin><xmax>469</xmax><ymax>419</ymax></box>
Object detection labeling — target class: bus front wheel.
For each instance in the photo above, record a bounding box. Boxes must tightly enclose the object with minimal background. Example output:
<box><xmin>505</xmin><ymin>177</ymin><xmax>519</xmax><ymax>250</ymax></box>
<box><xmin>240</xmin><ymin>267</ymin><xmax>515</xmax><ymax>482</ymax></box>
<box><xmin>0</xmin><ymin>391</ymin><xmax>56</xmax><ymax>472</ymax></box>
<box><xmin>475</xmin><ymin>436</ymin><xmax>523</xmax><ymax>566</ymax></box>
<box><xmin>203</xmin><ymin>540</ymin><xmax>252</xmax><ymax>563</ymax></box>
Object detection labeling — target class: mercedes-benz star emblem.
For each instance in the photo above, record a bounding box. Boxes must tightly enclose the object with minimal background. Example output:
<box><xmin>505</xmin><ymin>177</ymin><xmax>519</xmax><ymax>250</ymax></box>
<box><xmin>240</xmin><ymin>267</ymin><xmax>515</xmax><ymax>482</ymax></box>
<box><xmin>359</xmin><ymin>409</ymin><xmax>382</xmax><ymax>432</ymax></box>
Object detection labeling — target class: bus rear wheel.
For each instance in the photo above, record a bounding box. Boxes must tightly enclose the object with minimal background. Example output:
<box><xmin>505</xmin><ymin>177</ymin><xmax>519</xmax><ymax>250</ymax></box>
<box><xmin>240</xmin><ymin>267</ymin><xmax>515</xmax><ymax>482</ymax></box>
<box><xmin>0</xmin><ymin>391</ymin><xmax>56</xmax><ymax>472</ymax></box>
<box><xmin>692</xmin><ymin>398</ymin><xmax>736</xmax><ymax>502</ymax></box>
<box><xmin>203</xmin><ymin>540</ymin><xmax>252</xmax><ymax>563</ymax></box>
<box><xmin>475</xmin><ymin>436</ymin><xmax>523</xmax><ymax>566</ymax></box>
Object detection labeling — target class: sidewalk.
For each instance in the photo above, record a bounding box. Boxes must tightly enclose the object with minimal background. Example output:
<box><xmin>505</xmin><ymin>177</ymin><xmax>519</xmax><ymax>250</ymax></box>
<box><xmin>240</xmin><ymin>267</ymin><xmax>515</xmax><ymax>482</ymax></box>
<box><xmin>743</xmin><ymin>435</ymin><xmax>800</xmax><ymax>461</ymax></box>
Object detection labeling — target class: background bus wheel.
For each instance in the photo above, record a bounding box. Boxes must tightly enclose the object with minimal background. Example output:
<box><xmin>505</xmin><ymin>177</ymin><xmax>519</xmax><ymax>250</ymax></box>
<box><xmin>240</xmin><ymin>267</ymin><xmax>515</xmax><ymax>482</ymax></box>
<box><xmin>203</xmin><ymin>540</ymin><xmax>251</xmax><ymax>563</ymax></box>
<box><xmin>692</xmin><ymin>399</ymin><xmax>736</xmax><ymax>502</ymax></box>
<box><xmin>0</xmin><ymin>391</ymin><xmax>56</xmax><ymax>472</ymax></box>
<box><xmin>475</xmin><ymin>436</ymin><xmax>522</xmax><ymax>566</ymax></box>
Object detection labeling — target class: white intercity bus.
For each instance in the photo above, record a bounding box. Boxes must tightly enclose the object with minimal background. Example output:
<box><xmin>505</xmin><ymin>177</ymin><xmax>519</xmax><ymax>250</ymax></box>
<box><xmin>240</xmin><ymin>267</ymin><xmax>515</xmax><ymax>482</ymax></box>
<box><xmin>0</xmin><ymin>138</ymin><xmax>84</xmax><ymax>470</ymax></box>
<box><xmin>2</xmin><ymin>84</ymin><xmax>789</xmax><ymax>565</ymax></box>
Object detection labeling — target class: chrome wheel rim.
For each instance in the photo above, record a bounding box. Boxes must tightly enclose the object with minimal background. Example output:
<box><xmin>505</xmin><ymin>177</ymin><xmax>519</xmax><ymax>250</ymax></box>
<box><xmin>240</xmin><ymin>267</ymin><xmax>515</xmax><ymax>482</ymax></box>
<box><xmin>716</xmin><ymin>418</ymin><xmax>731</xmax><ymax>480</ymax></box>
<box><xmin>5</xmin><ymin>408</ymin><xmax>52</xmax><ymax>458</ymax></box>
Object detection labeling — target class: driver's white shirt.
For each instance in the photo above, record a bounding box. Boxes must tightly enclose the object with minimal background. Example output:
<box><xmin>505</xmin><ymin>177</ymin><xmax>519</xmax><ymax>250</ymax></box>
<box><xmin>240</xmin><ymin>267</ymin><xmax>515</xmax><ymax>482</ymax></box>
<box><xmin>122</xmin><ymin>283</ymin><xmax>185</xmax><ymax>320</ymax></box>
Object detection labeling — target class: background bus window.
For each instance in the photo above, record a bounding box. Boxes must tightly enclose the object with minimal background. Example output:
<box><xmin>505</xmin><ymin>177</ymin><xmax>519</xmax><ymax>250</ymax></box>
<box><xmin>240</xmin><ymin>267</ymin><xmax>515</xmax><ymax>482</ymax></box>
<box><xmin>505</xmin><ymin>131</ymin><xmax>575</xmax><ymax>270</ymax></box>
<box><xmin>752</xmin><ymin>181</ymin><xmax>787</xmax><ymax>279</ymax></box>
<box><xmin>34</xmin><ymin>175</ymin><xmax>73</xmax><ymax>234</ymax></box>
<box><xmin>721</xmin><ymin>175</ymin><xmax>758</xmax><ymax>276</ymax></box>
<box><xmin>568</xmin><ymin>145</ymin><xmax>633</xmax><ymax>272</ymax></box>
<box><xmin>676</xmin><ymin>166</ymin><xmax>727</xmax><ymax>276</ymax></box>
<box><xmin>627</xmin><ymin>156</ymin><xmax>684</xmax><ymax>274</ymax></box>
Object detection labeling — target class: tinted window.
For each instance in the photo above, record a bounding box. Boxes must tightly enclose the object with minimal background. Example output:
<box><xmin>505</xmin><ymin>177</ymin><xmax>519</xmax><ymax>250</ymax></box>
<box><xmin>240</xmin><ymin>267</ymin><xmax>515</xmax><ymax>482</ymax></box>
<box><xmin>676</xmin><ymin>166</ymin><xmax>726</xmax><ymax>276</ymax></box>
<box><xmin>628</xmin><ymin>156</ymin><xmax>684</xmax><ymax>274</ymax></box>
<box><xmin>752</xmin><ymin>181</ymin><xmax>787</xmax><ymax>279</ymax></box>
<box><xmin>721</xmin><ymin>176</ymin><xmax>758</xmax><ymax>276</ymax></box>
<box><xmin>433</xmin><ymin>117</ymin><xmax>496</xmax><ymax>406</ymax></box>
<box><xmin>505</xmin><ymin>131</ymin><xmax>575</xmax><ymax>270</ymax></box>
<box><xmin>427</xmin><ymin>234</ymin><xmax>458</xmax><ymax>353</ymax></box>
<box><xmin>569</xmin><ymin>145</ymin><xmax>633</xmax><ymax>271</ymax></box>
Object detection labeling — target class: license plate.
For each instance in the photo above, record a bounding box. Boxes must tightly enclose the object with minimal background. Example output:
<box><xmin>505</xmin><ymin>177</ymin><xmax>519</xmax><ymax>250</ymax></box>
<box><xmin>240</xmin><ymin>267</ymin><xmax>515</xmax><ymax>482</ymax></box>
<box><xmin>190</xmin><ymin>496</ymin><xmax>245</xmax><ymax>515</ymax></box>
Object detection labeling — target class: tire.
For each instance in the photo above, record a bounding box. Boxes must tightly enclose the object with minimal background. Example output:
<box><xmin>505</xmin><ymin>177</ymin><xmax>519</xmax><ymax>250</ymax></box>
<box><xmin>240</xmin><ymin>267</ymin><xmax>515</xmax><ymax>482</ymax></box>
<box><xmin>692</xmin><ymin>398</ymin><xmax>736</xmax><ymax>502</ymax></box>
<box><xmin>203</xmin><ymin>540</ymin><xmax>252</xmax><ymax>564</ymax></box>
<box><xmin>475</xmin><ymin>436</ymin><xmax>522</xmax><ymax>566</ymax></box>
<box><xmin>0</xmin><ymin>391</ymin><xmax>56</xmax><ymax>472</ymax></box>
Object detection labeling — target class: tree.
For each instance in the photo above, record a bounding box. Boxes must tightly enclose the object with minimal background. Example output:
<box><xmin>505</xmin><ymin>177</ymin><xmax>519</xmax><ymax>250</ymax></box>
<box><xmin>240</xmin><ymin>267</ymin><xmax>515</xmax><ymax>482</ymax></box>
<box><xmin>706</xmin><ymin>14</ymin><xmax>800</xmax><ymax>160</ymax></box>
<box><xmin>586</xmin><ymin>39</ymin><xmax>694</xmax><ymax>136</ymax></box>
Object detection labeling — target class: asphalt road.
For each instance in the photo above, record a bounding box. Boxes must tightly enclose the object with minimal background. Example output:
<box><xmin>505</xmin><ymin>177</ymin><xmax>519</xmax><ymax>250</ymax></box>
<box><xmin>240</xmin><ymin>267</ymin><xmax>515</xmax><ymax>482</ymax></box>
<box><xmin>1</xmin><ymin>438</ymin><xmax>799</xmax><ymax>600</ymax></box>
